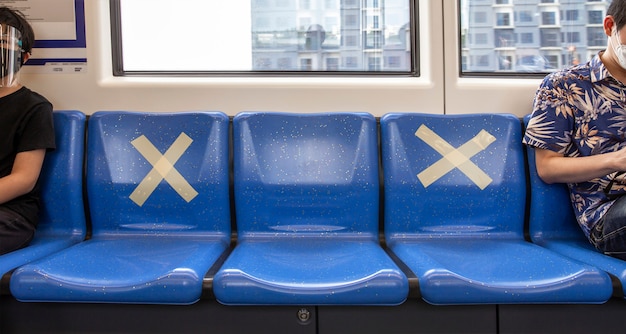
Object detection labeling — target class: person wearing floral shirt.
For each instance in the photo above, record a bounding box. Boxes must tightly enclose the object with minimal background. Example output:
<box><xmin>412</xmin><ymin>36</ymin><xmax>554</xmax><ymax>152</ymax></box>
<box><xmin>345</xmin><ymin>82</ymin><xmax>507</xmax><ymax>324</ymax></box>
<box><xmin>524</xmin><ymin>0</ymin><xmax>626</xmax><ymax>260</ymax></box>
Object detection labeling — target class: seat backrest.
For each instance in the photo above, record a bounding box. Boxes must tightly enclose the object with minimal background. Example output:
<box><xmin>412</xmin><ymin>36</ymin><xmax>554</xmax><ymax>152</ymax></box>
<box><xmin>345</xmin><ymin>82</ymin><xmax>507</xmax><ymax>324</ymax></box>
<box><xmin>86</xmin><ymin>111</ymin><xmax>230</xmax><ymax>238</ymax></box>
<box><xmin>37</xmin><ymin>110</ymin><xmax>87</xmax><ymax>239</ymax></box>
<box><xmin>381</xmin><ymin>113</ymin><xmax>526</xmax><ymax>240</ymax></box>
<box><xmin>523</xmin><ymin>114</ymin><xmax>584</xmax><ymax>243</ymax></box>
<box><xmin>233</xmin><ymin>112</ymin><xmax>379</xmax><ymax>240</ymax></box>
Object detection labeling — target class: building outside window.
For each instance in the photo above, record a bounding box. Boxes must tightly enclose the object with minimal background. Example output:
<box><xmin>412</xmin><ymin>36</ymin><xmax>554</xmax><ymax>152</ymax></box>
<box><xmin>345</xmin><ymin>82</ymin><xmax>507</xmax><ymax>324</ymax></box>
<box><xmin>116</xmin><ymin>0</ymin><xmax>412</xmax><ymax>74</ymax></box>
<box><xmin>461</xmin><ymin>0</ymin><xmax>611</xmax><ymax>74</ymax></box>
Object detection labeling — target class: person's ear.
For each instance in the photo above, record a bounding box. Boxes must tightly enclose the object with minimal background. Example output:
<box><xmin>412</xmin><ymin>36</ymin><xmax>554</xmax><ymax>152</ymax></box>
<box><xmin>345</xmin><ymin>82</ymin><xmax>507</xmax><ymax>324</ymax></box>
<box><xmin>604</xmin><ymin>15</ymin><xmax>616</xmax><ymax>36</ymax></box>
<box><xmin>22</xmin><ymin>52</ymin><xmax>30</xmax><ymax>65</ymax></box>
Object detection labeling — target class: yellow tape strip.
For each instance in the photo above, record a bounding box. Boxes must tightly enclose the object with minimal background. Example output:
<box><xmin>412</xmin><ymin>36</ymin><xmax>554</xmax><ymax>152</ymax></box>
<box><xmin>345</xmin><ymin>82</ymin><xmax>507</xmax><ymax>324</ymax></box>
<box><xmin>129</xmin><ymin>133</ymin><xmax>198</xmax><ymax>206</ymax></box>
<box><xmin>415</xmin><ymin>125</ymin><xmax>496</xmax><ymax>190</ymax></box>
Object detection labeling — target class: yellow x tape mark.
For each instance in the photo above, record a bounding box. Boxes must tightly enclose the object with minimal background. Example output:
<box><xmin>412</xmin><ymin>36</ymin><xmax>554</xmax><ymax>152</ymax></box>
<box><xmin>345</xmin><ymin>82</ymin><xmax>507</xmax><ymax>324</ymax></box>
<box><xmin>415</xmin><ymin>125</ymin><xmax>496</xmax><ymax>190</ymax></box>
<box><xmin>129</xmin><ymin>133</ymin><xmax>198</xmax><ymax>207</ymax></box>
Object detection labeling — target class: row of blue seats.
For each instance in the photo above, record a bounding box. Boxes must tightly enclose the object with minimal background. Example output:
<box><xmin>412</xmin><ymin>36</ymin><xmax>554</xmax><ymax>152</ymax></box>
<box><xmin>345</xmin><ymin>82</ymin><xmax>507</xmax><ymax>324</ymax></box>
<box><xmin>1</xmin><ymin>110</ymin><xmax>624</xmax><ymax>306</ymax></box>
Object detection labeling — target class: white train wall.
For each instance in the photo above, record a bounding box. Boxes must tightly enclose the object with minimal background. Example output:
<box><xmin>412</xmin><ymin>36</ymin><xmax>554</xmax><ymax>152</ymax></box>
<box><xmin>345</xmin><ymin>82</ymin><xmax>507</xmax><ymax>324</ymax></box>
<box><xmin>20</xmin><ymin>0</ymin><xmax>539</xmax><ymax>117</ymax></box>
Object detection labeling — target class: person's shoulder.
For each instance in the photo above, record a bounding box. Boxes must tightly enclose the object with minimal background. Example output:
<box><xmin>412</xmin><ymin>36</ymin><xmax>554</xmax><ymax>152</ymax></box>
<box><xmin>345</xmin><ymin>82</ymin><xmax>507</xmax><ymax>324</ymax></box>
<box><xmin>540</xmin><ymin>63</ymin><xmax>591</xmax><ymax>89</ymax></box>
<box><xmin>19</xmin><ymin>86</ymin><xmax>52</xmax><ymax>105</ymax></box>
<box><xmin>15</xmin><ymin>87</ymin><xmax>53</xmax><ymax>114</ymax></box>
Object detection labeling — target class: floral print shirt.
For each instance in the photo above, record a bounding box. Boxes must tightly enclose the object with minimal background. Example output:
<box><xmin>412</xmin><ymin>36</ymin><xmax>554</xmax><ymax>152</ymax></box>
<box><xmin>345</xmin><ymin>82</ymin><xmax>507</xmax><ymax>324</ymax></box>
<box><xmin>523</xmin><ymin>52</ymin><xmax>626</xmax><ymax>238</ymax></box>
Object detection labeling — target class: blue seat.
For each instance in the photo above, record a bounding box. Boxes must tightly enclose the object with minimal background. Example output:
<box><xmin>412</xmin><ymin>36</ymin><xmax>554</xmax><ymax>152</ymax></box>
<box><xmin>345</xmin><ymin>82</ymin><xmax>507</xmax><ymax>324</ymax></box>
<box><xmin>11</xmin><ymin>111</ymin><xmax>231</xmax><ymax>304</ymax></box>
<box><xmin>213</xmin><ymin>112</ymin><xmax>408</xmax><ymax>305</ymax></box>
<box><xmin>0</xmin><ymin>110</ymin><xmax>86</xmax><ymax>277</ymax></box>
<box><xmin>381</xmin><ymin>113</ymin><xmax>612</xmax><ymax>305</ymax></box>
<box><xmin>524</xmin><ymin>114</ymin><xmax>626</xmax><ymax>297</ymax></box>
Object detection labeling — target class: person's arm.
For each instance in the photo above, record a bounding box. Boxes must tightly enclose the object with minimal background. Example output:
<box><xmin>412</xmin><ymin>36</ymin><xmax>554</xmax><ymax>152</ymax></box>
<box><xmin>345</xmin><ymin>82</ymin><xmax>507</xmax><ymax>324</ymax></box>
<box><xmin>535</xmin><ymin>147</ymin><xmax>626</xmax><ymax>184</ymax></box>
<box><xmin>0</xmin><ymin>149</ymin><xmax>46</xmax><ymax>204</ymax></box>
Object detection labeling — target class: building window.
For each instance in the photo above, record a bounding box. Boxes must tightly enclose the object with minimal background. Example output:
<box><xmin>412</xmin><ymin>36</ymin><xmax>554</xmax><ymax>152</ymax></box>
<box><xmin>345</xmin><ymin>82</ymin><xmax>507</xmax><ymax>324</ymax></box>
<box><xmin>300</xmin><ymin>58</ymin><xmax>313</xmax><ymax>71</ymax></box>
<box><xmin>588</xmin><ymin>10</ymin><xmax>604</xmax><ymax>24</ymax></box>
<box><xmin>564</xmin><ymin>31</ymin><xmax>580</xmax><ymax>44</ymax></box>
<box><xmin>474</xmin><ymin>11</ymin><xmax>487</xmax><ymax>24</ymax></box>
<box><xmin>475</xmin><ymin>33</ymin><xmax>488</xmax><ymax>45</ymax></box>
<box><xmin>518</xmin><ymin>11</ymin><xmax>533</xmax><ymax>23</ymax></box>
<box><xmin>564</xmin><ymin>10</ymin><xmax>579</xmax><ymax>21</ymax></box>
<box><xmin>587</xmin><ymin>26</ymin><xmax>606</xmax><ymax>47</ymax></box>
<box><xmin>476</xmin><ymin>55</ymin><xmax>490</xmax><ymax>66</ymax></box>
<box><xmin>368</xmin><ymin>56</ymin><xmax>381</xmax><ymax>71</ymax></box>
<box><xmin>520</xmin><ymin>32</ymin><xmax>533</xmax><ymax>44</ymax></box>
<box><xmin>541</xmin><ymin>12</ymin><xmax>557</xmax><ymax>26</ymax></box>
<box><xmin>256</xmin><ymin>58</ymin><xmax>272</xmax><ymax>69</ymax></box>
<box><xmin>326</xmin><ymin>57</ymin><xmax>339</xmax><ymax>70</ymax></box>
<box><xmin>540</xmin><ymin>29</ymin><xmax>560</xmax><ymax>47</ymax></box>
<box><xmin>495</xmin><ymin>30</ymin><xmax>515</xmax><ymax>47</ymax></box>
<box><xmin>344</xmin><ymin>56</ymin><xmax>358</xmax><ymax>68</ymax></box>
<box><xmin>277</xmin><ymin>57</ymin><xmax>293</xmax><ymax>70</ymax></box>
<box><xmin>387</xmin><ymin>56</ymin><xmax>401</xmax><ymax>68</ymax></box>
<box><xmin>496</xmin><ymin>13</ymin><xmax>511</xmax><ymax>26</ymax></box>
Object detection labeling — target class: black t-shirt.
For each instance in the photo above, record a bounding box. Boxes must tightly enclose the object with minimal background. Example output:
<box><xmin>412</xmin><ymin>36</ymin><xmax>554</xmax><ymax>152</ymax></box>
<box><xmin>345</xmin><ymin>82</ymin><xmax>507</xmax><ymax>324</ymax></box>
<box><xmin>0</xmin><ymin>86</ymin><xmax>55</xmax><ymax>226</ymax></box>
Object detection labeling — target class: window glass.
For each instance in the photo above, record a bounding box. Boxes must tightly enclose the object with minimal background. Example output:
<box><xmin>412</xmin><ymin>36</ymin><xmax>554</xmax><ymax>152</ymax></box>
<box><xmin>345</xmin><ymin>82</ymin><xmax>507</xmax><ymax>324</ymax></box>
<box><xmin>460</xmin><ymin>0</ymin><xmax>612</xmax><ymax>75</ymax></box>
<box><xmin>114</xmin><ymin>0</ymin><xmax>415</xmax><ymax>75</ymax></box>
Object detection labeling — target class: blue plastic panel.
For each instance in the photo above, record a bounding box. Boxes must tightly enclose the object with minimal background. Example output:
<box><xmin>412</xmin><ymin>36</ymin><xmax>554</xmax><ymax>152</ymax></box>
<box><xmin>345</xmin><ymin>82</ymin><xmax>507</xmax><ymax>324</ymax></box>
<box><xmin>1</xmin><ymin>110</ymin><xmax>86</xmax><ymax>276</ymax></box>
<box><xmin>383</xmin><ymin>113</ymin><xmax>526</xmax><ymax>238</ymax></box>
<box><xmin>381</xmin><ymin>113</ymin><xmax>612</xmax><ymax>304</ymax></box>
<box><xmin>524</xmin><ymin>114</ymin><xmax>626</xmax><ymax>297</ymax></box>
<box><xmin>11</xmin><ymin>238</ymin><xmax>227</xmax><ymax>303</ymax></box>
<box><xmin>11</xmin><ymin>111</ymin><xmax>230</xmax><ymax>304</ymax></box>
<box><xmin>214</xmin><ymin>112</ymin><xmax>408</xmax><ymax>305</ymax></box>
<box><xmin>233</xmin><ymin>112</ymin><xmax>380</xmax><ymax>237</ymax></box>
<box><xmin>215</xmin><ymin>239</ymin><xmax>408</xmax><ymax>305</ymax></box>
<box><xmin>86</xmin><ymin>111</ymin><xmax>230</xmax><ymax>236</ymax></box>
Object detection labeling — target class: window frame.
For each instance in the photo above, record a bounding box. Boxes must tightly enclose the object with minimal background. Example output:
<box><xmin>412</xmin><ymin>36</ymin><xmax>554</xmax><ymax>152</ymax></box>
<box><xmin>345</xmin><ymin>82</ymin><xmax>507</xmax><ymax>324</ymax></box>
<box><xmin>109</xmin><ymin>0</ymin><xmax>420</xmax><ymax>77</ymax></box>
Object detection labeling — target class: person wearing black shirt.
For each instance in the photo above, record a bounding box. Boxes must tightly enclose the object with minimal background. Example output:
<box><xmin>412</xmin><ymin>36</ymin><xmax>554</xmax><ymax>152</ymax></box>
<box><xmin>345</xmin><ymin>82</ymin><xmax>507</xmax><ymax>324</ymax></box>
<box><xmin>0</xmin><ymin>7</ymin><xmax>55</xmax><ymax>255</ymax></box>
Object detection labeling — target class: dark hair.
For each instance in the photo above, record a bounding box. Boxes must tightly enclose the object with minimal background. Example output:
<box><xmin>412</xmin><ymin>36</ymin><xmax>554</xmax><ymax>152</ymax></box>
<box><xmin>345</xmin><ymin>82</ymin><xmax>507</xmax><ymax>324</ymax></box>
<box><xmin>608</xmin><ymin>0</ymin><xmax>626</xmax><ymax>32</ymax></box>
<box><xmin>0</xmin><ymin>7</ymin><xmax>34</xmax><ymax>53</ymax></box>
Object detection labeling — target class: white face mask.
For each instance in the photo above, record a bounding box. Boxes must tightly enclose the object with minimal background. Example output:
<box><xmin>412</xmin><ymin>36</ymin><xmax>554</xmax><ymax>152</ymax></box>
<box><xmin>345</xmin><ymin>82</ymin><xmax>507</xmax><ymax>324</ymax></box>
<box><xmin>612</xmin><ymin>28</ymin><xmax>626</xmax><ymax>70</ymax></box>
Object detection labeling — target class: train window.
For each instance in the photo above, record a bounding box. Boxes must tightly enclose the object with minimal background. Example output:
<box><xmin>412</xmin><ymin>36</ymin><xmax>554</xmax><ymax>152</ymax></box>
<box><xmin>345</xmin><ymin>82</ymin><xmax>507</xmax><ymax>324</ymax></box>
<box><xmin>111</xmin><ymin>0</ymin><xmax>417</xmax><ymax>76</ymax></box>
<box><xmin>460</xmin><ymin>0</ymin><xmax>612</xmax><ymax>76</ymax></box>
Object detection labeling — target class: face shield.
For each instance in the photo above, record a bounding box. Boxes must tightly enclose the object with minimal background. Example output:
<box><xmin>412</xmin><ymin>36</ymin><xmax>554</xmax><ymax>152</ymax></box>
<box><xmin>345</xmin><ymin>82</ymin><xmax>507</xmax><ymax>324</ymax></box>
<box><xmin>0</xmin><ymin>25</ymin><xmax>23</xmax><ymax>87</ymax></box>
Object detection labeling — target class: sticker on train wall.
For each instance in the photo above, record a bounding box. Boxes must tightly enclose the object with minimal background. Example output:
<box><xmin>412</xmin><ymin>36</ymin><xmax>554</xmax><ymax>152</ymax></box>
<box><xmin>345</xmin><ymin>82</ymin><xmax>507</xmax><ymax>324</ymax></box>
<box><xmin>415</xmin><ymin>125</ymin><xmax>496</xmax><ymax>190</ymax></box>
<box><xmin>129</xmin><ymin>133</ymin><xmax>198</xmax><ymax>207</ymax></box>
<box><xmin>0</xmin><ymin>0</ymin><xmax>88</xmax><ymax>74</ymax></box>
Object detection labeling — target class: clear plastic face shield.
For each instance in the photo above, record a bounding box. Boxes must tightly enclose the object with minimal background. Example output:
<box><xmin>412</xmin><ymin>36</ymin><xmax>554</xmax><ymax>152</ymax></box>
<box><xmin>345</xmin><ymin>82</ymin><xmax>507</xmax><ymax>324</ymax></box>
<box><xmin>0</xmin><ymin>25</ymin><xmax>23</xmax><ymax>87</ymax></box>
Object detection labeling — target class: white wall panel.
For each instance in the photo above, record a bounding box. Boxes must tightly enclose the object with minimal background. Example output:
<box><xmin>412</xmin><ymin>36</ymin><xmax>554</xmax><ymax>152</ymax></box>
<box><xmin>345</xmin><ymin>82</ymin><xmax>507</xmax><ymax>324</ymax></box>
<box><xmin>21</xmin><ymin>0</ymin><xmax>444</xmax><ymax>117</ymax></box>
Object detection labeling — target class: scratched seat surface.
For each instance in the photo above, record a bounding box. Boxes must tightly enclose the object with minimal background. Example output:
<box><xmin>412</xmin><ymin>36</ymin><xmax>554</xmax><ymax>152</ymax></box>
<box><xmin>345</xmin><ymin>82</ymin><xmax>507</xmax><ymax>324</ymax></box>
<box><xmin>524</xmin><ymin>114</ymin><xmax>626</xmax><ymax>298</ymax></box>
<box><xmin>381</xmin><ymin>113</ymin><xmax>612</xmax><ymax>305</ymax></box>
<box><xmin>213</xmin><ymin>112</ymin><xmax>408</xmax><ymax>305</ymax></box>
<box><xmin>10</xmin><ymin>111</ymin><xmax>231</xmax><ymax>304</ymax></box>
<box><xmin>0</xmin><ymin>111</ymin><xmax>86</xmax><ymax>277</ymax></box>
